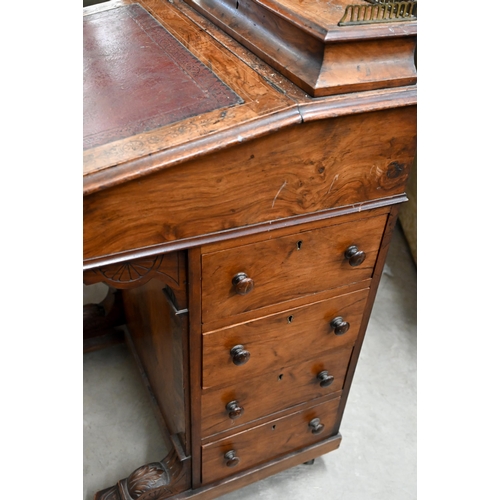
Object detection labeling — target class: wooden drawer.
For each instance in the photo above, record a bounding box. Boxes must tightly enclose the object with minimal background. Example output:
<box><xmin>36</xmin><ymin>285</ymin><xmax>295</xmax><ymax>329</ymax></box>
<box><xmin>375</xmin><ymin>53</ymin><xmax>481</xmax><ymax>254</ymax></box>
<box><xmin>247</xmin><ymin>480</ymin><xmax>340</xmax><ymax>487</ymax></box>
<box><xmin>201</xmin><ymin>397</ymin><xmax>340</xmax><ymax>484</ymax></box>
<box><xmin>202</xmin><ymin>287</ymin><xmax>369</xmax><ymax>390</ymax></box>
<box><xmin>201</xmin><ymin>345</ymin><xmax>352</xmax><ymax>439</ymax></box>
<box><xmin>201</xmin><ymin>214</ymin><xmax>386</xmax><ymax>325</ymax></box>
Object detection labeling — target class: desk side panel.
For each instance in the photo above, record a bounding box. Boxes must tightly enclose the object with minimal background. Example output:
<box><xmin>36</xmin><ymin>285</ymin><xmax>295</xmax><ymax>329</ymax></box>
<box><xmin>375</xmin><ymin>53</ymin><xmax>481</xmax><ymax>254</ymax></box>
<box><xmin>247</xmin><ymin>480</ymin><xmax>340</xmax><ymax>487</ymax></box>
<box><xmin>84</xmin><ymin>106</ymin><xmax>416</xmax><ymax>262</ymax></box>
<box><xmin>121</xmin><ymin>269</ymin><xmax>190</xmax><ymax>452</ymax></box>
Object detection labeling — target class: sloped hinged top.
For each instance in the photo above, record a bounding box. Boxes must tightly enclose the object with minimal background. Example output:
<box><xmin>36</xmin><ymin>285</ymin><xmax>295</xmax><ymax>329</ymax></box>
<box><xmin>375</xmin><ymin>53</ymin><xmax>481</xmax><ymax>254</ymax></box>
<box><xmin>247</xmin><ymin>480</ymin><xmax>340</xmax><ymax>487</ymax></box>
<box><xmin>83</xmin><ymin>0</ymin><xmax>302</xmax><ymax>193</ymax></box>
<box><xmin>83</xmin><ymin>0</ymin><xmax>416</xmax><ymax>196</ymax></box>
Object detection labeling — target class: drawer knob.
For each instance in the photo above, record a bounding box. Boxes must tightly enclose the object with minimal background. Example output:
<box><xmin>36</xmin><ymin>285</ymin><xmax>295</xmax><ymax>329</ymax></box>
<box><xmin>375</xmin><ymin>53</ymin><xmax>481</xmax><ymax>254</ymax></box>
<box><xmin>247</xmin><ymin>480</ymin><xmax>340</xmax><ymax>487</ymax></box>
<box><xmin>317</xmin><ymin>370</ymin><xmax>334</xmax><ymax>387</ymax></box>
<box><xmin>224</xmin><ymin>450</ymin><xmax>240</xmax><ymax>467</ymax></box>
<box><xmin>344</xmin><ymin>245</ymin><xmax>366</xmax><ymax>267</ymax></box>
<box><xmin>330</xmin><ymin>316</ymin><xmax>350</xmax><ymax>335</ymax></box>
<box><xmin>226</xmin><ymin>400</ymin><xmax>245</xmax><ymax>419</ymax></box>
<box><xmin>230</xmin><ymin>345</ymin><xmax>251</xmax><ymax>365</ymax></box>
<box><xmin>308</xmin><ymin>418</ymin><xmax>325</xmax><ymax>435</ymax></box>
<box><xmin>232</xmin><ymin>272</ymin><xmax>254</xmax><ymax>295</ymax></box>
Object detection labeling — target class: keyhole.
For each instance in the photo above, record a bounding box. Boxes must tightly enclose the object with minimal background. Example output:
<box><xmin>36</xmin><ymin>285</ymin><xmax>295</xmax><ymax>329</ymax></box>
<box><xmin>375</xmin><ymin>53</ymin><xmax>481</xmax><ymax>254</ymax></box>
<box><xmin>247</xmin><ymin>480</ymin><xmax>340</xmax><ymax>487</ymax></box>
<box><xmin>287</xmin><ymin>315</ymin><xmax>294</xmax><ymax>323</ymax></box>
<box><xmin>235</xmin><ymin>1</ymin><xmax>239</xmax><ymax>8</ymax></box>
<box><xmin>278</xmin><ymin>374</ymin><xmax>284</xmax><ymax>381</ymax></box>
<box><xmin>296</xmin><ymin>240</ymin><xmax>303</xmax><ymax>250</ymax></box>
<box><xmin>272</xmin><ymin>425</ymin><xmax>276</xmax><ymax>430</ymax></box>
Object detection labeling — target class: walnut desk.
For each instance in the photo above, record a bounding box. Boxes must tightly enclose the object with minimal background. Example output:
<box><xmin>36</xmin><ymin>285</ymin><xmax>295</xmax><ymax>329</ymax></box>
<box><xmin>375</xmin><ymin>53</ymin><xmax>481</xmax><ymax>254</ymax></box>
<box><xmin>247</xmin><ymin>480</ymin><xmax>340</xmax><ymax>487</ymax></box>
<box><xmin>83</xmin><ymin>1</ymin><xmax>416</xmax><ymax>498</ymax></box>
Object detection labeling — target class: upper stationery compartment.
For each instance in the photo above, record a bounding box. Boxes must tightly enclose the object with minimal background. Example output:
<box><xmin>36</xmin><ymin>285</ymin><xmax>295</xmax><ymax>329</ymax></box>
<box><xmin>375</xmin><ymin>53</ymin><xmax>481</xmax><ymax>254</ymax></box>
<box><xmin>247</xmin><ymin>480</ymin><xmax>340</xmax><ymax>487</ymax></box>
<box><xmin>185</xmin><ymin>0</ymin><xmax>417</xmax><ymax>96</ymax></box>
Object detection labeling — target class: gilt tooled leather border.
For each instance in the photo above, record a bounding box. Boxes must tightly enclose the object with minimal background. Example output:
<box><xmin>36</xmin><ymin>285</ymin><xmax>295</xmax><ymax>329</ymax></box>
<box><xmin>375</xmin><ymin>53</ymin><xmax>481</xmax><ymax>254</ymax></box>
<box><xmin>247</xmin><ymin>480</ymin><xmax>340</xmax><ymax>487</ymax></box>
<box><xmin>83</xmin><ymin>3</ymin><xmax>243</xmax><ymax>150</ymax></box>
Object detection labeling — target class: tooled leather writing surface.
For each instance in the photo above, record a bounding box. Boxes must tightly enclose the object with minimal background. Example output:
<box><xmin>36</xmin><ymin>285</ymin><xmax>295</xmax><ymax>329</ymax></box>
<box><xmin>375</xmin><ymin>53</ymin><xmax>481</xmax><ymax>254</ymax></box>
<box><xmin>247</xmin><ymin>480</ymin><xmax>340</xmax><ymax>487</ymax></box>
<box><xmin>83</xmin><ymin>3</ymin><xmax>242</xmax><ymax>150</ymax></box>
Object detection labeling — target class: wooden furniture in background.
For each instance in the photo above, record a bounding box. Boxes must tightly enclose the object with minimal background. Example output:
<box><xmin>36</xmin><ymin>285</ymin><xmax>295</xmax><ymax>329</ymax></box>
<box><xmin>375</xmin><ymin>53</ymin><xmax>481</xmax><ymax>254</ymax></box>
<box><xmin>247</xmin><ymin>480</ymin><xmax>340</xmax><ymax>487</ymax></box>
<box><xmin>83</xmin><ymin>0</ymin><xmax>416</xmax><ymax>498</ymax></box>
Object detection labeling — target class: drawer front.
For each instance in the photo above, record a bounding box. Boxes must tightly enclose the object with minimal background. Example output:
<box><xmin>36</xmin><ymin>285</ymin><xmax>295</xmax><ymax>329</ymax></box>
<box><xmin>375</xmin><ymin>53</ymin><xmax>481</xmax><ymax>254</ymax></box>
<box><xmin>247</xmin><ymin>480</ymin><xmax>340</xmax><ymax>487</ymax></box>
<box><xmin>201</xmin><ymin>346</ymin><xmax>352</xmax><ymax>439</ymax></box>
<box><xmin>202</xmin><ymin>287</ymin><xmax>369</xmax><ymax>389</ymax></box>
<box><xmin>201</xmin><ymin>214</ymin><xmax>386</xmax><ymax>325</ymax></box>
<box><xmin>201</xmin><ymin>397</ymin><xmax>340</xmax><ymax>484</ymax></box>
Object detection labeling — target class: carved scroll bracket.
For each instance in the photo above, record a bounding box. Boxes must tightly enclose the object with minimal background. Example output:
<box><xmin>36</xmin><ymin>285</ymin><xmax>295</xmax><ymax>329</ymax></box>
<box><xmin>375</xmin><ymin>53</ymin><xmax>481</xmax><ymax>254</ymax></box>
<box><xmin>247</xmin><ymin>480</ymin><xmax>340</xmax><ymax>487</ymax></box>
<box><xmin>84</xmin><ymin>254</ymin><xmax>178</xmax><ymax>288</ymax></box>
<box><xmin>84</xmin><ymin>251</ymin><xmax>187</xmax><ymax>300</ymax></box>
<box><xmin>96</xmin><ymin>448</ymin><xmax>190</xmax><ymax>500</ymax></box>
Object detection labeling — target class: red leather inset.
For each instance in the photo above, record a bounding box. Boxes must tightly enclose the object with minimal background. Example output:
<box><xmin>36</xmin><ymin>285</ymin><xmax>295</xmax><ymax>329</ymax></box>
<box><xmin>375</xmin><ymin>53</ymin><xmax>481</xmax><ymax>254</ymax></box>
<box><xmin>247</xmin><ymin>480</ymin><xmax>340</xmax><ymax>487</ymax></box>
<box><xmin>83</xmin><ymin>4</ymin><xmax>242</xmax><ymax>150</ymax></box>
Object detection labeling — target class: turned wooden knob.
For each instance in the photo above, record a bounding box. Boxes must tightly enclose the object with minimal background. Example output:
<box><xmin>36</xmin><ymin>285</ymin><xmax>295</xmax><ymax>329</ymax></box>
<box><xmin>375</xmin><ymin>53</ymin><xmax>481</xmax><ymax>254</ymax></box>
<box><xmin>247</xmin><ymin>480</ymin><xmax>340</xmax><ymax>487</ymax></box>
<box><xmin>224</xmin><ymin>450</ymin><xmax>240</xmax><ymax>467</ymax></box>
<box><xmin>344</xmin><ymin>245</ymin><xmax>366</xmax><ymax>267</ymax></box>
<box><xmin>232</xmin><ymin>272</ymin><xmax>254</xmax><ymax>295</ymax></box>
<box><xmin>317</xmin><ymin>370</ymin><xmax>334</xmax><ymax>387</ymax></box>
<box><xmin>230</xmin><ymin>345</ymin><xmax>250</xmax><ymax>365</ymax></box>
<box><xmin>308</xmin><ymin>418</ymin><xmax>325</xmax><ymax>435</ymax></box>
<box><xmin>226</xmin><ymin>400</ymin><xmax>244</xmax><ymax>419</ymax></box>
<box><xmin>330</xmin><ymin>316</ymin><xmax>350</xmax><ymax>335</ymax></box>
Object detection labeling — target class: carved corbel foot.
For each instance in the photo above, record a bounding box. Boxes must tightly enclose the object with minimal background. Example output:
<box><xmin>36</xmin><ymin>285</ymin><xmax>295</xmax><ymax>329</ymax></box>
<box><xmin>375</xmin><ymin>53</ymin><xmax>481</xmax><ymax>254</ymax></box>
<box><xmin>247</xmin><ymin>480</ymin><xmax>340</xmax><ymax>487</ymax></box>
<box><xmin>95</xmin><ymin>448</ymin><xmax>190</xmax><ymax>500</ymax></box>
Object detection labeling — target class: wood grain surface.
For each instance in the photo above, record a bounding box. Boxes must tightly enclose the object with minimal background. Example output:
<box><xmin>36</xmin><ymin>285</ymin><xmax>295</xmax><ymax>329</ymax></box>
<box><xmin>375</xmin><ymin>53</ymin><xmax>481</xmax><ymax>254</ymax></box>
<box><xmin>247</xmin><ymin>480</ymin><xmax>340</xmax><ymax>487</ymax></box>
<box><xmin>84</xmin><ymin>106</ymin><xmax>415</xmax><ymax>263</ymax></box>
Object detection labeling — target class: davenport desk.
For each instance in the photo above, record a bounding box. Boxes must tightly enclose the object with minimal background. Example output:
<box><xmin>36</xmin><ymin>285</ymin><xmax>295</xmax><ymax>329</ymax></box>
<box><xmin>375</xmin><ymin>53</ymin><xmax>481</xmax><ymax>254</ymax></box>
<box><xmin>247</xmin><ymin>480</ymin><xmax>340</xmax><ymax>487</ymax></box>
<box><xmin>83</xmin><ymin>0</ymin><xmax>416</xmax><ymax>498</ymax></box>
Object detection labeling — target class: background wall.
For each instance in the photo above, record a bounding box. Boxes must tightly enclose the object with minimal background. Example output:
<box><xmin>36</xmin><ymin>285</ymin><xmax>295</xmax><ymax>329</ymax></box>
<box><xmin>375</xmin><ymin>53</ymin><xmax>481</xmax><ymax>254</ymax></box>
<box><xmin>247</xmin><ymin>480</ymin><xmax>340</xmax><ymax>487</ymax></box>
<box><xmin>398</xmin><ymin>156</ymin><xmax>417</xmax><ymax>264</ymax></box>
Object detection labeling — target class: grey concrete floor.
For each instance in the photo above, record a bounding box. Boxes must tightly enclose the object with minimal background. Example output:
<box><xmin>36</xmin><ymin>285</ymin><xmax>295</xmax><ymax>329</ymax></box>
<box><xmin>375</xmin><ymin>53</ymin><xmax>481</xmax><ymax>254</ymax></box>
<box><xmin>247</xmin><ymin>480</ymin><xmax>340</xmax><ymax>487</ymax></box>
<box><xmin>83</xmin><ymin>222</ymin><xmax>416</xmax><ymax>500</ymax></box>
